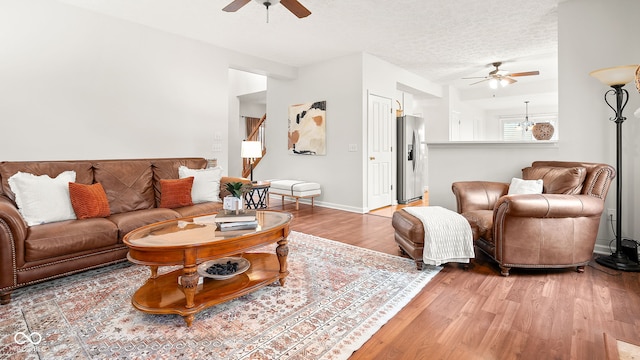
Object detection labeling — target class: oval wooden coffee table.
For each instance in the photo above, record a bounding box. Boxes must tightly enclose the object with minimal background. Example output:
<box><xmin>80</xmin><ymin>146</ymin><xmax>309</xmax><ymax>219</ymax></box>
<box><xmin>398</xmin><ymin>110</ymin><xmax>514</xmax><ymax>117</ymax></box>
<box><xmin>123</xmin><ymin>210</ymin><xmax>292</xmax><ymax>326</ymax></box>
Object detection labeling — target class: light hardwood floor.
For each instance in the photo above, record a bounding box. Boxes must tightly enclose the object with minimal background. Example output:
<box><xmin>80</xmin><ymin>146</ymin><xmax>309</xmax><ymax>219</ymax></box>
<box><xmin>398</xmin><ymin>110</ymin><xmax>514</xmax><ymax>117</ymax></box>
<box><xmin>267</xmin><ymin>199</ymin><xmax>640</xmax><ymax>360</ymax></box>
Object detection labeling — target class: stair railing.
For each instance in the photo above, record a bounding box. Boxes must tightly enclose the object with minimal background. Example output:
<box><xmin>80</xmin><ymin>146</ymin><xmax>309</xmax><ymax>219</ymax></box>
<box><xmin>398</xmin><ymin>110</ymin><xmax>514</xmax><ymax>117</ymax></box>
<box><xmin>242</xmin><ymin>114</ymin><xmax>267</xmax><ymax>179</ymax></box>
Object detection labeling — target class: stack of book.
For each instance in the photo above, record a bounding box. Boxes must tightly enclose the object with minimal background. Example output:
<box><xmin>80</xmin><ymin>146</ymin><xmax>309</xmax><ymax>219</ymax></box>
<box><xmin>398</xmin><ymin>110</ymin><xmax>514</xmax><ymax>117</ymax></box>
<box><xmin>214</xmin><ymin>210</ymin><xmax>258</xmax><ymax>231</ymax></box>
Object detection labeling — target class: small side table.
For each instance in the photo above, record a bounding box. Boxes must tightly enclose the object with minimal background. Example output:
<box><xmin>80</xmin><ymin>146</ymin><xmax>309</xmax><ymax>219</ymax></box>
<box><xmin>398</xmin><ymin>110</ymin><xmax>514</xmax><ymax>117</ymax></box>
<box><xmin>244</xmin><ymin>181</ymin><xmax>270</xmax><ymax>209</ymax></box>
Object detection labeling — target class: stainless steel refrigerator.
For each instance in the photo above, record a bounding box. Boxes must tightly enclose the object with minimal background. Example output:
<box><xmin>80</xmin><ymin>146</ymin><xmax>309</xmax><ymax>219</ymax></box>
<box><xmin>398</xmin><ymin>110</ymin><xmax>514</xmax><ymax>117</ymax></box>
<box><xmin>397</xmin><ymin>115</ymin><xmax>424</xmax><ymax>204</ymax></box>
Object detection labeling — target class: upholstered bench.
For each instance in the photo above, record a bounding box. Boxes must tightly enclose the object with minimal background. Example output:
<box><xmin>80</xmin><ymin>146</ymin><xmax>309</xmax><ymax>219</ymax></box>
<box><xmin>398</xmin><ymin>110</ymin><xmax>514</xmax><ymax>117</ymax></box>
<box><xmin>392</xmin><ymin>207</ymin><xmax>474</xmax><ymax>270</ymax></box>
<box><xmin>269</xmin><ymin>180</ymin><xmax>321</xmax><ymax>210</ymax></box>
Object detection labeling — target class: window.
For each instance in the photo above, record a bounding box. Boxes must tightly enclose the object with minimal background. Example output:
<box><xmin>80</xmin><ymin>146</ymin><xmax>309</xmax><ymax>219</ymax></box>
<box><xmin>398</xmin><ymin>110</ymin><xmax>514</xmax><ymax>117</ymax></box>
<box><xmin>500</xmin><ymin>113</ymin><xmax>558</xmax><ymax>141</ymax></box>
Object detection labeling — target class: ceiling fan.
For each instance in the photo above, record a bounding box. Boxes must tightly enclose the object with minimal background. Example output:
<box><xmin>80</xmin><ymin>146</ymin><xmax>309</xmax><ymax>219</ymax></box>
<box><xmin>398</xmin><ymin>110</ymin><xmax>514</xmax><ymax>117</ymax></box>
<box><xmin>223</xmin><ymin>0</ymin><xmax>311</xmax><ymax>20</ymax></box>
<box><xmin>464</xmin><ymin>62</ymin><xmax>540</xmax><ymax>88</ymax></box>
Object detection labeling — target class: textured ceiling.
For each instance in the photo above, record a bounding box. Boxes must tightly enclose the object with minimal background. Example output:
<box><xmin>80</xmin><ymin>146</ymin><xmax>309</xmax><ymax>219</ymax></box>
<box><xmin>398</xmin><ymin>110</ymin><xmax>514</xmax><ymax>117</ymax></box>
<box><xmin>56</xmin><ymin>0</ymin><xmax>560</xmax><ymax>109</ymax></box>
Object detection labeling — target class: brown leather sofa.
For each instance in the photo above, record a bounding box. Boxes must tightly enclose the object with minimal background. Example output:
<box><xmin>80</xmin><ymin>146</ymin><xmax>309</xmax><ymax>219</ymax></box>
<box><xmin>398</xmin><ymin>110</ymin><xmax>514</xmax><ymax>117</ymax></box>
<box><xmin>0</xmin><ymin>157</ymin><xmax>244</xmax><ymax>304</ymax></box>
<box><xmin>452</xmin><ymin>161</ymin><xmax>615</xmax><ymax>276</ymax></box>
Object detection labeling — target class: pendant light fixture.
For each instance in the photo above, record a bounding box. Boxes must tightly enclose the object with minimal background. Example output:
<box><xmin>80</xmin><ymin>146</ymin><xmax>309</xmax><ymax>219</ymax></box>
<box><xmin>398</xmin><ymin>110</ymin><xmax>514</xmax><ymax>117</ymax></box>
<box><xmin>515</xmin><ymin>101</ymin><xmax>535</xmax><ymax>131</ymax></box>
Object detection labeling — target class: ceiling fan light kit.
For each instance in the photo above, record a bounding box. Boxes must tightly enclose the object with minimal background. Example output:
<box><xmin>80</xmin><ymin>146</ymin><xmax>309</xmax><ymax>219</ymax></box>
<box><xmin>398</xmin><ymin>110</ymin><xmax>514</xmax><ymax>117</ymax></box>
<box><xmin>465</xmin><ymin>61</ymin><xmax>539</xmax><ymax>88</ymax></box>
<box><xmin>223</xmin><ymin>0</ymin><xmax>311</xmax><ymax>22</ymax></box>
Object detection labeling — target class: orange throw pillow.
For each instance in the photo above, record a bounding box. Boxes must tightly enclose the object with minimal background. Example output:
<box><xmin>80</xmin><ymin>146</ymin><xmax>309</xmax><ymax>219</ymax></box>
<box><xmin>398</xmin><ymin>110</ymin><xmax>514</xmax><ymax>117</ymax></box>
<box><xmin>68</xmin><ymin>182</ymin><xmax>111</xmax><ymax>219</ymax></box>
<box><xmin>160</xmin><ymin>177</ymin><xmax>194</xmax><ymax>209</ymax></box>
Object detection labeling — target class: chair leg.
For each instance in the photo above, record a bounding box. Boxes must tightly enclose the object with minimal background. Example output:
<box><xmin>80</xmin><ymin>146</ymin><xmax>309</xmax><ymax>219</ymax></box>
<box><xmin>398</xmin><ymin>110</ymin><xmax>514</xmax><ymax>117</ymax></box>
<box><xmin>499</xmin><ymin>265</ymin><xmax>511</xmax><ymax>276</ymax></box>
<box><xmin>0</xmin><ymin>292</ymin><xmax>11</xmax><ymax>305</ymax></box>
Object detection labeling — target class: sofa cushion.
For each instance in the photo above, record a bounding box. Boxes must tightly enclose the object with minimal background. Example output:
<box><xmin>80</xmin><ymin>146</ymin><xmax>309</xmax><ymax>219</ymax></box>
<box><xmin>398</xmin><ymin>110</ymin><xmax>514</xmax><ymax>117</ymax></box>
<box><xmin>93</xmin><ymin>160</ymin><xmax>155</xmax><ymax>214</ymax></box>
<box><xmin>25</xmin><ymin>218</ymin><xmax>119</xmax><ymax>262</ymax></box>
<box><xmin>179</xmin><ymin>166</ymin><xmax>223</xmax><ymax>203</ymax></box>
<box><xmin>109</xmin><ymin>208</ymin><xmax>180</xmax><ymax>241</ymax></box>
<box><xmin>522</xmin><ymin>166</ymin><xmax>587</xmax><ymax>194</ymax></box>
<box><xmin>69</xmin><ymin>182</ymin><xmax>111</xmax><ymax>219</ymax></box>
<box><xmin>8</xmin><ymin>170</ymin><xmax>77</xmax><ymax>226</ymax></box>
<box><xmin>159</xmin><ymin>177</ymin><xmax>194</xmax><ymax>209</ymax></box>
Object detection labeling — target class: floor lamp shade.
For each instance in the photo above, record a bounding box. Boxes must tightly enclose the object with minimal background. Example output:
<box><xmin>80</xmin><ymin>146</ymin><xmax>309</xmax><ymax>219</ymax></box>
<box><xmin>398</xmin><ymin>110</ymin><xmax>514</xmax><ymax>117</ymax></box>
<box><xmin>589</xmin><ymin>65</ymin><xmax>637</xmax><ymax>86</ymax></box>
<box><xmin>241</xmin><ymin>141</ymin><xmax>262</xmax><ymax>182</ymax></box>
<box><xmin>590</xmin><ymin>64</ymin><xmax>640</xmax><ymax>272</ymax></box>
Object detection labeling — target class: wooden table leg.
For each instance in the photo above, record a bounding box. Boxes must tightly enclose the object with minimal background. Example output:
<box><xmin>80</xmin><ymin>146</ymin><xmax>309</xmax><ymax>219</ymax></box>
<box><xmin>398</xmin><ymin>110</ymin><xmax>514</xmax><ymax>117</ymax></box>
<box><xmin>183</xmin><ymin>314</ymin><xmax>195</xmax><ymax>327</ymax></box>
<box><xmin>180</xmin><ymin>265</ymin><xmax>199</xmax><ymax>309</ymax></box>
<box><xmin>276</xmin><ymin>237</ymin><xmax>289</xmax><ymax>286</ymax></box>
<box><xmin>149</xmin><ymin>265</ymin><xmax>158</xmax><ymax>279</ymax></box>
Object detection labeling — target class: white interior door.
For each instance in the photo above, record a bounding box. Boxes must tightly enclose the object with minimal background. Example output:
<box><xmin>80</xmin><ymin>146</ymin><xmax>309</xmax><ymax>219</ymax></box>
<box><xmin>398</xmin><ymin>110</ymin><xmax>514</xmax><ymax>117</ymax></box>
<box><xmin>367</xmin><ymin>94</ymin><xmax>393</xmax><ymax>210</ymax></box>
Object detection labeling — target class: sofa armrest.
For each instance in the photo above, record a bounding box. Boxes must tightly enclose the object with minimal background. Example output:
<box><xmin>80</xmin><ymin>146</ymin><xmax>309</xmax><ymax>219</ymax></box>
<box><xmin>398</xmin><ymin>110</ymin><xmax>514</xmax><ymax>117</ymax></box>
<box><xmin>494</xmin><ymin>194</ymin><xmax>604</xmax><ymax>219</ymax></box>
<box><xmin>0</xmin><ymin>195</ymin><xmax>27</xmax><ymax>291</ymax></box>
<box><xmin>452</xmin><ymin>181</ymin><xmax>509</xmax><ymax>213</ymax></box>
<box><xmin>492</xmin><ymin>193</ymin><xmax>605</xmax><ymax>267</ymax></box>
<box><xmin>0</xmin><ymin>196</ymin><xmax>27</xmax><ymax>242</ymax></box>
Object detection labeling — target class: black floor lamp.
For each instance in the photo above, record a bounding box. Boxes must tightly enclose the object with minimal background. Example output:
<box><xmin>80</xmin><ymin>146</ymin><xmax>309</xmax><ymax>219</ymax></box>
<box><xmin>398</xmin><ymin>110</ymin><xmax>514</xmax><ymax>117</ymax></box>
<box><xmin>590</xmin><ymin>64</ymin><xmax>640</xmax><ymax>271</ymax></box>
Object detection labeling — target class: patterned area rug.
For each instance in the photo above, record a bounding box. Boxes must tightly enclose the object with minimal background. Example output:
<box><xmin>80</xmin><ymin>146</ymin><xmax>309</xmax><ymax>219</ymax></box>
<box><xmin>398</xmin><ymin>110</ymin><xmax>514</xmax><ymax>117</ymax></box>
<box><xmin>1</xmin><ymin>231</ymin><xmax>440</xmax><ymax>359</ymax></box>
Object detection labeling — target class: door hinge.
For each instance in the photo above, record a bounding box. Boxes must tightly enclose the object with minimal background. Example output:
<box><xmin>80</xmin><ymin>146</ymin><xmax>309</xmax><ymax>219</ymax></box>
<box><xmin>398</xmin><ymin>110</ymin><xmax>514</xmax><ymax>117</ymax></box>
<box><xmin>391</xmin><ymin>185</ymin><xmax>393</xmax><ymax>190</ymax></box>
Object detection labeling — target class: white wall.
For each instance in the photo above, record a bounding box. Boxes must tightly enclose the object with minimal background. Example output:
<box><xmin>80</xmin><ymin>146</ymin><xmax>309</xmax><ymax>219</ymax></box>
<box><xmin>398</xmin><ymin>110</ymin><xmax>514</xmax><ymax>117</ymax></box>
<box><xmin>0</xmin><ymin>0</ymin><xmax>225</xmax><ymax>167</ymax></box>
<box><xmin>428</xmin><ymin>0</ymin><xmax>640</xmax><ymax>251</ymax></box>
<box><xmin>559</xmin><ymin>0</ymin><xmax>640</xmax><ymax>247</ymax></box>
<box><xmin>0</xmin><ymin>0</ymin><xmax>295</xmax><ymax>178</ymax></box>
<box><xmin>258</xmin><ymin>54</ymin><xmax>364</xmax><ymax>212</ymax></box>
<box><xmin>422</xmin><ymin>98</ymin><xmax>450</xmax><ymax>143</ymax></box>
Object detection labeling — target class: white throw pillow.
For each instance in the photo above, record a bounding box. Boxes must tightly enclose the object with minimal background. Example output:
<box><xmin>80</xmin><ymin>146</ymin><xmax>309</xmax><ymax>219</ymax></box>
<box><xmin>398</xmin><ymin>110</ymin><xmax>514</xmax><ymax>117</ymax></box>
<box><xmin>8</xmin><ymin>170</ymin><xmax>77</xmax><ymax>226</ymax></box>
<box><xmin>178</xmin><ymin>166</ymin><xmax>222</xmax><ymax>203</ymax></box>
<box><xmin>508</xmin><ymin>177</ymin><xmax>543</xmax><ymax>195</ymax></box>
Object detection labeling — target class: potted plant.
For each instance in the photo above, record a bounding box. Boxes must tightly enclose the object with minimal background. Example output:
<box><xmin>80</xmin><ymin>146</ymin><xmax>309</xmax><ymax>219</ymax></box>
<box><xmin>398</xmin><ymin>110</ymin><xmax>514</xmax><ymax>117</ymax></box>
<box><xmin>223</xmin><ymin>182</ymin><xmax>252</xmax><ymax>213</ymax></box>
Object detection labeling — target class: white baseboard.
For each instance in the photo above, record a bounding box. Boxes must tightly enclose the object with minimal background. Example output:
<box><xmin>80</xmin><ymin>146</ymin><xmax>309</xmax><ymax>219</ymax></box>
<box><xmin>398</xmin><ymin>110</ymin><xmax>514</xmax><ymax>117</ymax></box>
<box><xmin>267</xmin><ymin>195</ymin><xmax>365</xmax><ymax>214</ymax></box>
<box><xmin>593</xmin><ymin>242</ymin><xmax>613</xmax><ymax>255</ymax></box>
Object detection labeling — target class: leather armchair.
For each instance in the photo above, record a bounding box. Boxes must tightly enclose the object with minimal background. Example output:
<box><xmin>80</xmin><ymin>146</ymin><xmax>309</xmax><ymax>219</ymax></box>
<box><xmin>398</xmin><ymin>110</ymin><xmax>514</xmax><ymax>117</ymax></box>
<box><xmin>452</xmin><ymin>161</ymin><xmax>615</xmax><ymax>276</ymax></box>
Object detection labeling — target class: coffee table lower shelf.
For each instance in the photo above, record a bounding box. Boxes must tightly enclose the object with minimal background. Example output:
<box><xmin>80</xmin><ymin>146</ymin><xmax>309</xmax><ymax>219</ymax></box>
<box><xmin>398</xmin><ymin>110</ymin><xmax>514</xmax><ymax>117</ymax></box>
<box><xmin>131</xmin><ymin>252</ymin><xmax>285</xmax><ymax>326</ymax></box>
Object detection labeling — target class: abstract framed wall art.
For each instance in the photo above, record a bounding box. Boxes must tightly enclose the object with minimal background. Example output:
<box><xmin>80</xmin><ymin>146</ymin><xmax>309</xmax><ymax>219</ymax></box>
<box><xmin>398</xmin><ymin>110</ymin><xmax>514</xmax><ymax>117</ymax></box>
<box><xmin>288</xmin><ymin>101</ymin><xmax>326</xmax><ymax>155</ymax></box>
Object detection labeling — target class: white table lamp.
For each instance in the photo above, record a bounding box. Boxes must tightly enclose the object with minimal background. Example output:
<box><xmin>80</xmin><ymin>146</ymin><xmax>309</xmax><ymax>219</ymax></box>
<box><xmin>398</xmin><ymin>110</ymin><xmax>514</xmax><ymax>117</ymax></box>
<box><xmin>241</xmin><ymin>140</ymin><xmax>263</xmax><ymax>182</ymax></box>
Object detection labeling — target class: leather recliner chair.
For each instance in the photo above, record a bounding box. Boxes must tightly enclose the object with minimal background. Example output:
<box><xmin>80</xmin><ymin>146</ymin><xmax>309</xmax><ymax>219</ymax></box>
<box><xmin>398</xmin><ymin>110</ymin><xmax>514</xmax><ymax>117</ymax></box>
<box><xmin>451</xmin><ymin>161</ymin><xmax>615</xmax><ymax>276</ymax></box>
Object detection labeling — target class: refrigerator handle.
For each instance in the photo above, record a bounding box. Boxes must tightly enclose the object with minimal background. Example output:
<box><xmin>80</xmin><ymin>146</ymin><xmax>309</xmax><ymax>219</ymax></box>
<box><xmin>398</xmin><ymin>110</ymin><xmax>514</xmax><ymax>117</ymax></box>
<box><xmin>412</xmin><ymin>130</ymin><xmax>418</xmax><ymax>171</ymax></box>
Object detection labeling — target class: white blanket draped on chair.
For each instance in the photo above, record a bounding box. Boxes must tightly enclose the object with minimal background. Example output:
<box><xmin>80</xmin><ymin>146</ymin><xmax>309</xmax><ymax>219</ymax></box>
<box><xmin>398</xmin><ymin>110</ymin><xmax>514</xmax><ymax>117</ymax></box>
<box><xmin>402</xmin><ymin>206</ymin><xmax>475</xmax><ymax>266</ymax></box>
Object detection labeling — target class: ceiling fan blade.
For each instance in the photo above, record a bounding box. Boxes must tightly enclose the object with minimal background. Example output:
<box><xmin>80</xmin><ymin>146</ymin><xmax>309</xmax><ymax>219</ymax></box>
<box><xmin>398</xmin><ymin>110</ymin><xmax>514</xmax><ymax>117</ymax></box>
<box><xmin>280</xmin><ymin>0</ymin><xmax>311</xmax><ymax>18</ymax></box>
<box><xmin>469</xmin><ymin>79</ymin><xmax>490</xmax><ymax>86</ymax></box>
<box><xmin>223</xmin><ymin>0</ymin><xmax>251</xmax><ymax>12</ymax></box>
<box><xmin>502</xmin><ymin>77</ymin><xmax>517</xmax><ymax>85</ymax></box>
<box><xmin>509</xmin><ymin>71</ymin><xmax>540</xmax><ymax>77</ymax></box>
